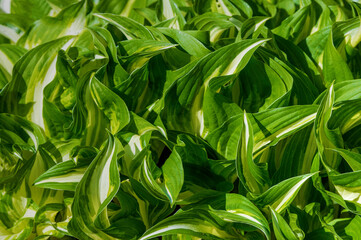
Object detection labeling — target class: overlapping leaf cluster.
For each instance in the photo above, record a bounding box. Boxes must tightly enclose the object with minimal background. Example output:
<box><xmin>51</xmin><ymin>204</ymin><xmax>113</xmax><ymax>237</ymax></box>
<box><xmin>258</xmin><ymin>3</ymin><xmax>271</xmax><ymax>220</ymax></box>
<box><xmin>1</xmin><ymin>0</ymin><xmax>361</xmax><ymax>239</ymax></box>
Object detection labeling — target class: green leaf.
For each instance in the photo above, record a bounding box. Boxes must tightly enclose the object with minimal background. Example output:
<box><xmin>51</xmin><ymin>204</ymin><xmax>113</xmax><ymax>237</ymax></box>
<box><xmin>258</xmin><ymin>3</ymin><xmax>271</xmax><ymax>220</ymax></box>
<box><xmin>211</xmin><ymin>193</ymin><xmax>271</xmax><ymax>239</ymax></box>
<box><xmin>0</xmin><ymin>36</ymin><xmax>74</xmax><ymax>129</ymax></box>
<box><xmin>93</xmin><ymin>13</ymin><xmax>154</xmax><ymax>40</ymax></box>
<box><xmin>314</xmin><ymin>84</ymin><xmax>343</xmax><ymax>170</ymax></box>
<box><xmin>11</xmin><ymin>0</ymin><xmax>50</xmax><ymax>21</ymax></box>
<box><xmin>160</xmin><ymin>150</ymin><xmax>184</xmax><ymax>205</ymax></box>
<box><xmin>22</xmin><ymin>0</ymin><xmax>86</xmax><ymax>49</ymax></box>
<box><xmin>173</xmin><ymin>134</ymin><xmax>233</xmax><ymax>192</ymax></box>
<box><xmin>187</xmin><ymin>12</ymin><xmax>235</xmax><ymax>44</ymax></box>
<box><xmin>206</xmin><ymin>105</ymin><xmax>318</xmax><ymax>160</ymax></box>
<box><xmin>139</xmin><ymin>208</ymin><xmax>236</xmax><ymax>240</ymax></box>
<box><xmin>240</xmin><ymin>17</ymin><xmax>270</xmax><ymax>40</ymax></box>
<box><xmin>270</xmin><ymin>207</ymin><xmax>298</xmax><ymax>240</ymax></box>
<box><xmin>119</xmin><ymin>39</ymin><xmax>176</xmax><ymax>71</ymax></box>
<box><xmin>157</xmin><ymin>28</ymin><xmax>211</xmax><ymax>57</ymax></box>
<box><xmin>140</xmin><ymin>146</ymin><xmax>184</xmax><ymax>206</ymax></box>
<box><xmin>234</xmin><ymin>56</ymin><xmax>293</xmax><ymax>112</ymax></box>
<box><xmin>46</xmin><ymin>0</ymin><xmax>81</xmax><ymax>12</ymax></box>
<box><xmin>161</xmin><ymin>38</ymin><xmax>268</xmax><ymax>137</ymax></box>
<box><xmin>333</xmin><ymin>216</ymin><xmax>361</xmax><ymax>239</ymax></box>
<box><xmin>0</xmin><ymin>187</ymin><xmax>35</xmax><ymax>240</ymax></box>
<box><xmin>330</xmin><ymin>171</ymin><xmax>361</xmax><ymax>206</ymax></box>
<box><xmin>272</xmin><ymin>126</ymin><xmax>317</xmax><ymax>184</ymax></box>
<box><xmin>156</xmin><ymin>0</ymin><xmax>186</xmax><ymax>29</ymax></box>
<box><xmin>330</xmin><ymin>148</ymin><xmax>361</xmax><ymax>171</ymax></box>
<box><xmin>140</xmin><ymin>193</ymin><xmax>271</xmax><ymax>240</ymax></box>
<box><xmin>236</xmin><ymin>111</ymin><xmax>270</xmax><ymax>195</ymax></box>
<box><xmin>115</xmin><ymin>56</ymin><xmax>167</xmax><ymax>112</ymax></box>
<box><xmin>33</xmin><ymin>160</ymin><xmax>87</xmax><ymax>191</ymax></box>
<box><xmin>254</xmin><ymin>173</ymin><xmax>316</xmax><ymax>213</ymax></box>
<box><xmin>0</xmin><ymin>44</ymin><xmax>27</xmax><ymax>88</ymax></box>
<box><xmin>323</xmin><ymin>31</ymin><xmax>353</xmax><ymax>87</ymax></box>
<box><xmin>89</xmin><ymin>76</ymin><xmax>130</xmax><ymax>134</ymax></box>
<box><xmin>68</xmin><ymin>133</ymin><xmax>121</xmax><ymax>239</ymax></box>
<box><xmin>273</xmin><ymin>5</ymin><xmax>314</xmax><ymax>44</ymax></box>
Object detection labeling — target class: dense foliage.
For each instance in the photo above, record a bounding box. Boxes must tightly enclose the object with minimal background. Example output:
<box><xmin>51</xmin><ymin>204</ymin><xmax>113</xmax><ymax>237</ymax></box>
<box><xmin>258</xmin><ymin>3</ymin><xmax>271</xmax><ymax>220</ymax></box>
<box><xmin>1</xmin><ymin>0</ymin><xmax>361</xmax><ymax>239</ymax></box>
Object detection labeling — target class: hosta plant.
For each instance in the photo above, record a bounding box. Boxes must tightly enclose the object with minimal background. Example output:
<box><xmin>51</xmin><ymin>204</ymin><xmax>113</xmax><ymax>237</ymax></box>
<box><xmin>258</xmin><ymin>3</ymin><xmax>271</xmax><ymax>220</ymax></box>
<box><xmin>1</xmin><ymin>0</ymin><xmax>361</xmax><ymax>239</ymax></box>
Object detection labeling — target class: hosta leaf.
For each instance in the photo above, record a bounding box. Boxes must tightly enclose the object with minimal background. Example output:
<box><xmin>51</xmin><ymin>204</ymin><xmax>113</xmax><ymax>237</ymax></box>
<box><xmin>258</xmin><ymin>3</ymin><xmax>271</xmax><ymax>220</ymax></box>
<box><xmin>11</xmin><ymin>0</ymin><xmax>50</xmax><ymax>21</ymax></box>
<box><xmin>206</xmin><ymin>105</ymin><xmax>318</xmax><ymax>160</ymax></box>
<box><xmin>203</xmin><ymin>79</ymin><xmax>242</xmax><ymax>133</ymax></box>
<box><xmin>210</xmin><ymin>193</ymin><xmax>271</xmax><ymax>239</ymax></box>
<box><xmin>301</xmin><ymin>26</ymin><xmax>331</xmax><ymax>68</ymax></box>
<box><xmin>332</xmin><ymin>216</ymin><xmax>361</xmax><ymax>239</ymax></box>
<box><xmin>270</xmin><ymin>207</ymin><xmax>298</xmax><ymax>240</ymax></box>
<box><xmin>0</xmin><ymin>44</ymin><xmax>27</xmax><ymax>88</ymax></box>
<box><xmin>160</xmin><ymin>150</ymin><xmax>184</xmax><ymax>205</ymax></box>
<box><xmin>0</xmin><ymin>36</ymin><xmax>74</xmax><ymax>129</ymax></box>
<box><xmin>187</xmin><ymin>12</ymin><xmax>235</xmax><ymax>44</ymax></box>
<box><xmin>127</xmin><ymin>178</ymin><xmax>174</xmax><ymax>229</ymax></box>
<box><xmin>0</xmin><ymin>113</ymin><xmax>46</xmax><ymax>151</ymax></box>
<box><xmin>274</xmin><ymin>35</ymin><xmax>324</xmax><ymax>92</ymax></box>
<box><xmin>27</xmin><ymin>147</ymin><xmax>63</xmax><ymax>206</ymax></box>
<box><xmin>162</xmin><ymin>38</ymin><xmax>268</xmax><ymax>137</ymax></box>
<box><xmin>323</xmin><ymin>31</ymin><xmax>353</xmax><ymax>87</ymax></box>
<box><xmin>163</xmin><ymin>234</ymin><xmax>199</xmax><ymax>240</ymax></box>
<box><xmin>82</xmin><ymin>74</ymin><xmax>111</xmax><ymax>148</ymax></box>
<box><xmin>312</xmin><ymin>0</ymin><xmax>333</xmax><ymax>32</ymax></box>
<box><xmin>234</xmin><ymin>56</ymin><xmax>293</xmax><ymax>112</ymax></box>
<box><xmin>134</xmin><ymin>7</ymin><xmax>158</xmax><ymax>25</ymax></box>
<box><xmin>314</xmin><ymin>84</ymin><xmax>343</xmax><ymax>170</ymax></box>
<box><xmin>272</xmin><ymin>5</ymin><xmax>314</xmax><ymax>44</ymax></box>
<box><xmin>93</xmin><ymin>13</ymin><xmax>154</xmax><ymax>40</ymax></box>
<box><xmin>236</xmin><ymin>111</ymin><xmax>270</xmax><ymax>195</ymax></box>
<box><xmin>267</xmin><ymin>55</ymin><xmax>319</xmax><ymax>105</ymax></box>
<box><xmin>90</xmin><ymin>27</ymin><xmax>122</xmax><ymax>66</ymax></box>
<box><xmin>272</xmin><ymin>126</ymin><xmax>317</xmax><ymax>184</ymax></box>
<box><xmin>0</xmin><ymin>23</ymin><xmax>21</xmax><ymax>43</ymax></box>
<box><xmin>22</xmin><ymin>0</ymin><xmax>86</xmax><ymax>49</ymax></box>
<box><xmin>326</xmin><ymin>190</ymin><xmax>361</xmax><ymax>215</ymax></box>
<box><xmin>140</xmin><ymin>193</ymin><xmax>271</xmax><ymax>240</ymax></box>
<box><xmin>139</xmin><ymin>208</ymin><xmax>236</xmax><ymax>240</ymax></box>
<box><xmin>46</xmin><ymin>0</ymin><xmax>81</xmax><ymax>12</ymax></box>
<box><xmin>0</xmin><ymin>185</ymin><xmax>35</xmax><ymax>240</ymax></box>
<box><xmin>329</xmin><ymin>99</ymin><xmax>361</xmax><ymax>134</ymax></box>
<box><xmin>115</xmin><ymin>56</ymin><xmax>167</xmax><ymax>112</ymax></box>
<box><xmin>34</xmin><ymin>203</ymin><xmax>69</xmax><ymax>238</ymax></box>
<box><xmin>314</xmin><ymin>80</ymin><xmax>361</xmax><ymax>103</ymax></box>
<box><xmin>68</xmin><ymin>134</ymin><xmax>121</xmax><ymax>239</ymax></box>
<box><xmin>0</xmin><ymin>114</ymin><xmax>46</xmax><ymax>190</ymax></box>
<box><xmin>330</xmin><ymin>171</ymin><xmax>361</xmax><ymax>205</ymax></box>
<box><xmin>103</xmin><ymin>217</ymin><xmax>146</xmax><ymax>240</ymax></box>
<box><xmin>0</xmin><ymin>13</ymin><xmax>30</xmax><ymax>31</ymax></box>
<box><xmin>333</xmin><ymin>80</ymin><xmax>361</xmax><ymax>102</ymax></box>
<box><xmin>333</xmin><ymin>17</ymin><xmax>361</xmax><ymax>49</ymax></box>
<box><xmin>330</xmin><ymin>148</ymin><xmax>361</xmax><ymax>171</ymax></box>
<box><xmin>157</xmin><ymin>28</ymin><xmax>211</xmax><ymax>57</ymax></box>
<box><xmin>254</xmin><ymin>173</ymin><xmax>316</xmax><ymax>213</ymax></box>
<box><xmin>33</xmin><ymin>160</ymin><xmax>87</xmax><ymax>191</ymax></box>
<box><xmin>156</xmin><ymin>0</ymin><xmax>186</xmax><ymax>29</ymax></box>
<box><xmin>96</xmin><ymin>0</ymin><xmax>146</xmax><ymax>23</ymax></box>
<box><xmin>120</xmin><ymin>39</ymin><xmax>176</xmax><ymax>56</ymax></box>
<box><xmin>119</xmin><ymin>39</ymin><xmax>176</xmax><ymax>71</ymax></box>
<box><xmin>140</xmin><ymin>146</ymin><xmax>184</xmax><ymax>206</ymax></box>
<box><xmin>193</xmin><ymin>0</ymin><xmax>252</xmax><ymax>18</ymax></box>
<box><xmin>173</xmin><ymin>134</ymin><xmax>233</xmax><ymax>192</ymax></box>
<box><xmin>89</xmin><ymin>76</ymin><xmax>130</xmax><ymax>134</ymax></box>
<box><xmin>240</xmin><ymin>17</ymin><xmax>270</xmax><ymax>40</ymax></box>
